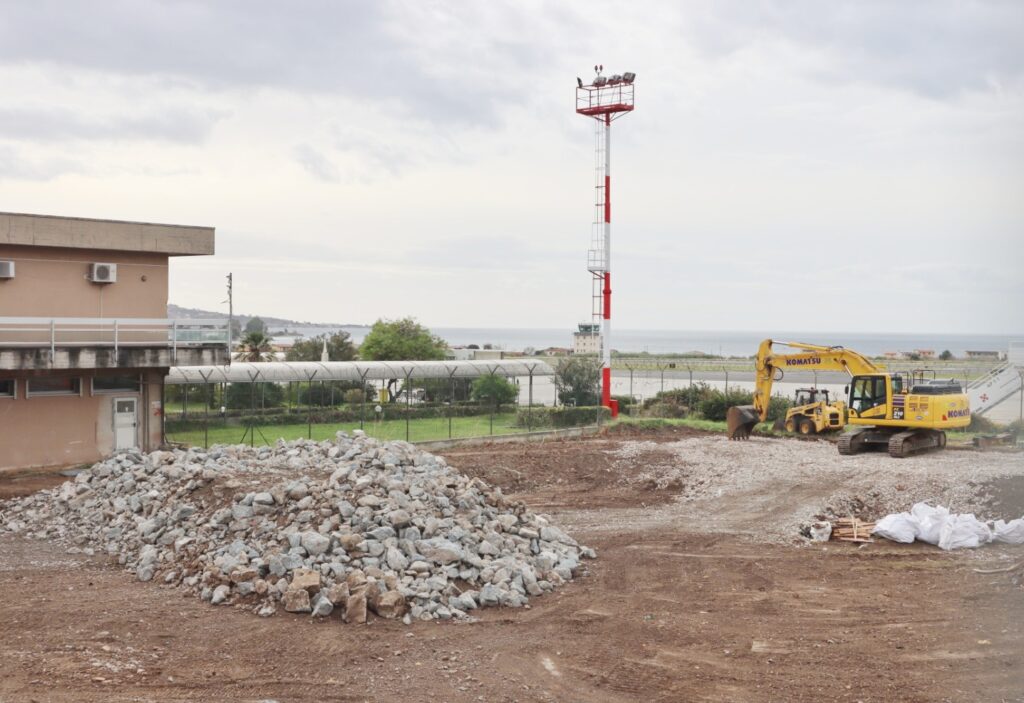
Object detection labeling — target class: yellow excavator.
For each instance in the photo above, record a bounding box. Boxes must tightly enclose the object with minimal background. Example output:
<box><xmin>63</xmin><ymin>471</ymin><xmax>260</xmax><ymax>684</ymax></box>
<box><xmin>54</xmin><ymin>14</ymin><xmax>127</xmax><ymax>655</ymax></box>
<box><xmin>726</xmin><ymin>339</ymin><xmax>971</xmax><ymax>457</ymax></box>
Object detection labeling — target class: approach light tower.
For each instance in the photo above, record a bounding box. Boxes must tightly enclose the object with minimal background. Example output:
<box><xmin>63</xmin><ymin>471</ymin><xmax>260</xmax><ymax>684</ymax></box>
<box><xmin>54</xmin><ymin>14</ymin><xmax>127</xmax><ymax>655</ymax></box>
<box><xmin>576</xmin><ymin>66</ymin><xmax>635</xmax><ymax>416</ymax></box>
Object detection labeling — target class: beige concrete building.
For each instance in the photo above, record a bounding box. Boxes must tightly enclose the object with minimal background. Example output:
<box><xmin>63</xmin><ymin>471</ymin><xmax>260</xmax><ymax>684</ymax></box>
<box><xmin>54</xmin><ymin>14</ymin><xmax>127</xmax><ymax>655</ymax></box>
<box><xmin>0</xmin><ymin>212</ymin><xmax>228</xmax><ymax>471</ymax></box>
<box><xmin>572</xmin><ymin>322</ymin><xmax>601</xmax><ymax>355</ymax></box>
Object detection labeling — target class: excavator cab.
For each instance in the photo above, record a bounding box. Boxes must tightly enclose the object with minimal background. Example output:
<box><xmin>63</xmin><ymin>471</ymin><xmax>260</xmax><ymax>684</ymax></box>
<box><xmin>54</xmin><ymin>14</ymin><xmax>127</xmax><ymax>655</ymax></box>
<box><xmin>848</xmin><ymin>375</ymin><xmax>889</xmax><ymax>418</ymax></box>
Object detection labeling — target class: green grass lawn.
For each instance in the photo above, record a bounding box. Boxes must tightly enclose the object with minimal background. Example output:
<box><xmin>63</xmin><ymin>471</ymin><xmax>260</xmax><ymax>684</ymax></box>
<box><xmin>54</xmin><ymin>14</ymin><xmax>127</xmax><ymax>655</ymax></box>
<box><xmin>166</xmin><ymin>412</ymin><xmax>528</xmax><ymax>448</ymax></box>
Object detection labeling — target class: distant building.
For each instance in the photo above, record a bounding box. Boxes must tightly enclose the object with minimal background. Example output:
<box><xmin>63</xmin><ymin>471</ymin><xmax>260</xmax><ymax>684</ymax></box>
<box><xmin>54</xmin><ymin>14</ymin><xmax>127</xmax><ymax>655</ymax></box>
<box><xmin>572</xmin><ymin>322</ymin><xmax>601</xmax><ymax>355</ymax></box>
<box><xmin>445</xmin><ymin>347</ymin><xmax>474</xmax><ymax>361</ymax></box>
<box><xmin>445</xmin><ymin>347</ymin><xmax>509</xmax><ymax>361</ymax></box>
<box><xmin>0</xmin><ymin>212</ymin><xmax>228</xmax><ymax>471</ymax></box>
<box><xmin>965</xmin><ymin>350</ymin><xmax>1002</xmax><ymax>360</ymax></box>
<box><xmin>539</xmin><ymin>347</ymin><xmax>572</xmax><ymax>356</ymax></box>
<box><xmin>914</xmin><ymin>349</ymin><xmax>936</xmax><ymax>359</ymax></box>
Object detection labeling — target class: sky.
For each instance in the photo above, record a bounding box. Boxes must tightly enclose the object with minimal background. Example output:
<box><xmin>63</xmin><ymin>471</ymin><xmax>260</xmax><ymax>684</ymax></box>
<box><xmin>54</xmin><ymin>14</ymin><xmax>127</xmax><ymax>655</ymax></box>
<box><xmin>1</xmin><ymin>0</ymin><xmax>1022</xmax><ymax>335</ymax></box>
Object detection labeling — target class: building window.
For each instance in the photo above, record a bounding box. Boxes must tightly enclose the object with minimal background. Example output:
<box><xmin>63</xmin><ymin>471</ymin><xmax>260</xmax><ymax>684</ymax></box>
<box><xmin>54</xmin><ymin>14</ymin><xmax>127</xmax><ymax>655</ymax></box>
<box><xmin>27</xmin><ymin>376</ymin><xmax>82</xmax><ymax>397</ymax></box>
<box><xmin>92</xmin><ymin>374</ymin><xmax>141</xmax><ymax>394</ymax></box>
<box><xmin>0</xmin><ymin>379</ymin><xmax>14</xmax><ymax>399</ymax></box>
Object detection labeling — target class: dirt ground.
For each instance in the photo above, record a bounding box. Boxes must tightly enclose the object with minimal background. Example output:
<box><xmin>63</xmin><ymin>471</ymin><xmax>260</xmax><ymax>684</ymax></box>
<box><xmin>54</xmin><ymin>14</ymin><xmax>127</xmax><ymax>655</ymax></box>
<box><xmin>1</xmin><ymin>427</ymin><xmax>1023</xmax><ymax>702</ymax></box>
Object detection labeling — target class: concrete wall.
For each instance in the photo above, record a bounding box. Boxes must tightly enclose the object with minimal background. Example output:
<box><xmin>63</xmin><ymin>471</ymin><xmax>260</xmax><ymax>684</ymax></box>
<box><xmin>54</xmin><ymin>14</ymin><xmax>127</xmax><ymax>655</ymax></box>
<box><xmin>0</xmin><ymin>245</ymin><xmax>169</xmax><ymax>318</ymax></box>
<box><xmin>0</xmin><ymin>212</ymin><xmax>214</xmax><ymax>256</ymax></box>
<box><xmin>0</xmin><ymin>369</ymin><xmax>163</xmax><ymax>471</ymax></box>
<box><xmin>0</xmin><ymin>346</ymin><xmax>228</xmax><ymax>372</ymax></box>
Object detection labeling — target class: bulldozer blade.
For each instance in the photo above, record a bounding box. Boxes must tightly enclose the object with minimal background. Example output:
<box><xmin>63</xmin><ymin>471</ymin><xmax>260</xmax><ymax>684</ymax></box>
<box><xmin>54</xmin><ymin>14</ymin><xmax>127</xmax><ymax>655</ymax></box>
<box><xmin>727</xmin><ymin>405</ymin><xmax>759</xmax><ymax>440</ymax></box>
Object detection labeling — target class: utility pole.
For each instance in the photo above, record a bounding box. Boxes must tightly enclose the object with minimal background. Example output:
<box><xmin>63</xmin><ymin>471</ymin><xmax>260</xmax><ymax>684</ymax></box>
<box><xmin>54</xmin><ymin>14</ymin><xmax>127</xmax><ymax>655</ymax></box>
<box><xmin>225</xmin><ymin>273</ymin><xmax>233</xmax><ymax>362</ymax></box>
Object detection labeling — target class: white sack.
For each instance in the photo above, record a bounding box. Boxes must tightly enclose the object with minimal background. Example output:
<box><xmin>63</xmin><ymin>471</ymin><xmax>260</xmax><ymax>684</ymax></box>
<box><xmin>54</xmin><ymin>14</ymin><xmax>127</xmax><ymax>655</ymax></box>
<box><xmin>911</xmin><ymin>502</ymin><xmax>950</xmax><ymax>545</ymax></box>
<box><xmin>871</xmin><ymin>513</ymin><xmax>918</xmax><ymax>543</ymax></box>
<box><xmin>937</xmin><ymin>514</ymin><xmax>992</xmax><ymax>551</ymax></box>
<box><xmin>992</xmin><ymin>518</ymin><xmax>1024</xmax><ymax>545</ymax></box>
<box><xmin>809</xmin><ymin>521</ymin><xmax>832</xmax><ymax>542</ymax></box>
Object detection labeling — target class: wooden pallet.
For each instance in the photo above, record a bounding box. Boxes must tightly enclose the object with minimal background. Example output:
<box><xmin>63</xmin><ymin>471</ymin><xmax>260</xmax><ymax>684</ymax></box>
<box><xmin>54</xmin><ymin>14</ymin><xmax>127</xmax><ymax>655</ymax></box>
<box><xmin>831</xmin><ymin>517</ymin><xmax>875</xmax><ymax>543</ymax></box>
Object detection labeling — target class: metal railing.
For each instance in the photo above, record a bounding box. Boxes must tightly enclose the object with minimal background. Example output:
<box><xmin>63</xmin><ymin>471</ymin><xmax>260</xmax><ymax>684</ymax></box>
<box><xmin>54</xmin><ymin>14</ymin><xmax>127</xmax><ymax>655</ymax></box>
<box><xmin>0</xmin><ymin>317</ymin><xmax>229</xmax><ymax>356</ymax></box>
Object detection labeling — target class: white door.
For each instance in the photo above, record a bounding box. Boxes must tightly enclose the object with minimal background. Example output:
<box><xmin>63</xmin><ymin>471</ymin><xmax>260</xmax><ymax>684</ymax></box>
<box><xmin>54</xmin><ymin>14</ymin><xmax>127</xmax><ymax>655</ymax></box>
<box><xmin>113</xmin><ymin>397</ymin><xmax>138</xmax><ymax>450</ymax></box>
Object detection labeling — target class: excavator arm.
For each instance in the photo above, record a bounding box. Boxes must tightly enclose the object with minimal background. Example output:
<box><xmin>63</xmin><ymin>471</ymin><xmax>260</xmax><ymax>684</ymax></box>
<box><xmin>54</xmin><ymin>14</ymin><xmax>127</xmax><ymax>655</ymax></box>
<box><xmin>727</xmin><ymin>339</ymin><xmax>881</xmax><ymax>439</ymax></box>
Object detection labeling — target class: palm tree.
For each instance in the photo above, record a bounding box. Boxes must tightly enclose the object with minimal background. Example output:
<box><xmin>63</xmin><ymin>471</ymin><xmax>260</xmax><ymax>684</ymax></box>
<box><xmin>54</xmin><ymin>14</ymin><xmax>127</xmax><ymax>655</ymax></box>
<box><xmin>236</xmin><ymin>331</ymin><xmax>273</xmax><ymax>362</ymax></box>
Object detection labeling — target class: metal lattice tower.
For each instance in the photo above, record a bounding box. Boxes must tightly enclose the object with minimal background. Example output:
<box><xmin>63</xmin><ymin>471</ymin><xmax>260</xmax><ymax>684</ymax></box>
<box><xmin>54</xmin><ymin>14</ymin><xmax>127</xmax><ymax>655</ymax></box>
<box><xmin>576</xmin><ymin>66</ymin><xmax>635</xmax><ymax>413</ymax></box>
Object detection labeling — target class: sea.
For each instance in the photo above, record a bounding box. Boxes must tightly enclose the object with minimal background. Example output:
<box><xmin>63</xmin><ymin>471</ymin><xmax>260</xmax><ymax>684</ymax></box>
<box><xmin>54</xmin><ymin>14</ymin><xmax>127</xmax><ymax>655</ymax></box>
<box><xmin>267</xmin><ymin>326</ymin><xmax>1021</xmax><ymax>358</ymax></box>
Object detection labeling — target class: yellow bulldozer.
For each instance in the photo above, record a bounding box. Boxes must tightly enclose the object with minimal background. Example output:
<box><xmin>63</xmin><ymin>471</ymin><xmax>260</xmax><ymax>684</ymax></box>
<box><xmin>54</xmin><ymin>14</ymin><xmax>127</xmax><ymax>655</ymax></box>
<box><xmin>774</xmin><ymin>387</ymin><xmax>845</xmax><ymax>435</ymax></box>
<box><xmin>726</xmin><ymin>339</ymin><xmax>971</xmax><ymax>457</ymax></box>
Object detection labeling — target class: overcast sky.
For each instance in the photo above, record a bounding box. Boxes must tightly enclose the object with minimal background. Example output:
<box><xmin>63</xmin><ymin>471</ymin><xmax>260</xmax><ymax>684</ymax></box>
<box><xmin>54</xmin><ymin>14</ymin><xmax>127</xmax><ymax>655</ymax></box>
<box><xmin>2</xmin><ymin>0</ymin><xmax>1022</xmax><ymax>334</ymax></box>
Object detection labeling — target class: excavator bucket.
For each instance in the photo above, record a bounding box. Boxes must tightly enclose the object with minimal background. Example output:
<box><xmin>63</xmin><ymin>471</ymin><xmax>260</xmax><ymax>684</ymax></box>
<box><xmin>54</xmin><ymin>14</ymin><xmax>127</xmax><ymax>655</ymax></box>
<box><xmin>727</xmin><ymin>405</ymin><xmax>759</xmax><ymax>440</ymax></box>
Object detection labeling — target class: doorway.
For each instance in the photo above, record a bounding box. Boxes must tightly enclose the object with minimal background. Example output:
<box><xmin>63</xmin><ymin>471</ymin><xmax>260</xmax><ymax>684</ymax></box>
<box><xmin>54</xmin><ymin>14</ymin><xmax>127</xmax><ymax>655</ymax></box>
<box><xmin>114</xmin><ymin>397</ymin><xmax>138</xmax><ymax>450</ymax></box>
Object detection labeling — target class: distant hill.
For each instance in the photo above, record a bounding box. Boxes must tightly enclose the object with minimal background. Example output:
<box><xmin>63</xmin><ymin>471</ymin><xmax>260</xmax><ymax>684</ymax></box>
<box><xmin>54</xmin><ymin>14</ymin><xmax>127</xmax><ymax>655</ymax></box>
<box><xmin>167</xmin><ymin>304</ymin><xmax>363</xmax><ymax>329</ymax></box>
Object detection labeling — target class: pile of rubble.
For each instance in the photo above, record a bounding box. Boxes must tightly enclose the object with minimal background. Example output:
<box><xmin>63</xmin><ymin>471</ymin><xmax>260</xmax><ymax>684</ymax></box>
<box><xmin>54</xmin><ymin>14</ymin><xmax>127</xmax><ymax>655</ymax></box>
<box><xmin>0</xmin><ymin>432</ymin><xmax>593</xmax><ymax>623</ymax></box>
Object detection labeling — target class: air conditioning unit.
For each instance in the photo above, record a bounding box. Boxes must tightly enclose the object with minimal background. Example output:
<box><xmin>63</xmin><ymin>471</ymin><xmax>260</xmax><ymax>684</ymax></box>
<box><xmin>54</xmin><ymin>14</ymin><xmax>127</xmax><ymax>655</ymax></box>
<box><xmin>89</xmin><ymin>262</ymin><xmax>117</xmax><ymax>284</ymax></box>
<box><xmin>0</xmin><ymin>261</ymin><xmax>14</xmax><ymax>279</ymax></box>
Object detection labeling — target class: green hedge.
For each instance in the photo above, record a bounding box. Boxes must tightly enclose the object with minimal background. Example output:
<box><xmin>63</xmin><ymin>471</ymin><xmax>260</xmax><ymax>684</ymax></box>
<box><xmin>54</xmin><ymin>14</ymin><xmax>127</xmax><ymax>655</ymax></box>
<box><xmin>514</xmin><ymin>406</ymin><xmax>611</xmax><ymax>429</ymax></box>
<box><xmin>636</xmin><ymin>385</ymin><xmax>792</xmax><ymax>422</ymax></box>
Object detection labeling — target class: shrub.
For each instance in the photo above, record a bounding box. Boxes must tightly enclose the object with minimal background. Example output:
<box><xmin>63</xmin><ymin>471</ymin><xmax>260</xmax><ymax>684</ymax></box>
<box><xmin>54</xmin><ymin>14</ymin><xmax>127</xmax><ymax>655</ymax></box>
<box><xmin>470</xmin><ymin>375</ymin><xmax>518</xmax><ymax>410</ymax></box>
<box><xmin>344</xmin><ymin>388</ymin><xmax>368</xmax><ymax>405</ymax></box>
<box><xmin>225</xmin><ymin>382</ymin><xmax>285</xmax><ymax>410</ymax></box>
<box><xmin>643</xmin><ymin>402</ymin><xmax>689</xmax><ymax>419</ymax></box>
<box><xmin>694</xmin><ymin>389</ymin><xmax>790</xmax><ymax>422</ymax></box>
<box><xmin>697</xmin><ymin>389</ymin><xmax>754</xmax><ymax>421</ymax></box>
<box><xmin>967</xmin><ymin>414</ymin><xmax>1000</xmax><ymax>434</ymax></box>
<box><xmin>611</xmin><ymin>394</ymin><xmax>636</xmax><ymax>408</ymax></box>
<box><xmin>297</xmin><ymin>381</ymin><xmax>364</xmax><ymax>406</ymax></box>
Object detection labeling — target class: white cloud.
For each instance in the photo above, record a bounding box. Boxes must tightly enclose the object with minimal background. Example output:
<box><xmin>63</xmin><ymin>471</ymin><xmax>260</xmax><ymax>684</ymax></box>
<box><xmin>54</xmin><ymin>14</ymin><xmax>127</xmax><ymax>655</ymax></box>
<box><xmin>1</xmin><ymin>0</ymin><xmax>1022</xmax><ymax>335</ymax></box>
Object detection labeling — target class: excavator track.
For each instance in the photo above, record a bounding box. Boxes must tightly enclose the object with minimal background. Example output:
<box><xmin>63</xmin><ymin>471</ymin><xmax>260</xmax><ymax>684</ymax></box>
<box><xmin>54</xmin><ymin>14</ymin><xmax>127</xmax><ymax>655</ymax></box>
<box><xmin>887</xmin><ymin>431</ymin><xmax>914</xmax><ymax>458</ymax></box>
<box><xmin>887</xmin><ymin>430</ymin><xmax>945</xmax><ymax>458</ymax></box>
<box><xmin>837</xmin><ymin>431</ymin><xmax>863</xmax><ymax>455</ymax></box>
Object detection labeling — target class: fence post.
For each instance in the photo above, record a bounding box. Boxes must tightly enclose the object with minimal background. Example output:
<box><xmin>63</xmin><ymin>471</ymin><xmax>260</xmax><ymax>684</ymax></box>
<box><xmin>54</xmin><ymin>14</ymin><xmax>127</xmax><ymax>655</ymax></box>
<box><xmin>306</xmin><ymin>371</ymin><xmax>317</xmax><ymax>440</ymax></box>
<box><xmin>405</xmin><ymin>370</ymin><xmax>413</xmax><ymax>442</ymax></box>
<box><xmin>359</xmin><ymin>369</ymin><xmax>369</xmax><ymax>431</ymax></box>
<box><xmin>528</xmin><ymin>369</ymin><xmax>534</xmax><ymax>432</ymax></box>
<box><xmin>204</xmin><ymin>382</ymin><xmax>210</xmax><ymax>449</ymax></box>
<box><xmin>448</xmin><ymin>368</ymin><xmax>457</xmax><ymax>439</ymax></box>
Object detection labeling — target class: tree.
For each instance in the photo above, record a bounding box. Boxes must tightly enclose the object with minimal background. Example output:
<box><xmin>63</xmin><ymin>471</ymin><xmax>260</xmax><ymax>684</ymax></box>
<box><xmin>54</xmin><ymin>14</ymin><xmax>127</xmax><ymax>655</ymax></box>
<box><xmin>244</xmin><ymin>316</ymin><xmax>267</xmax><ymax>335</ymax></box>
<box><xmin>554</xmin><ymin>357</ymin><xmax>601</xmax><ymax>406</ymax></box>
<box><xmin>359</xmin><ymin>318</ymin><xmax>448</xmax><ymax>400</ymax></box>
<box><xmin>237</xmin><ymin>331</ymin><xmax>273</xmax><ymax>361</ymax></box>
<box><xmin>471</xmin><ymin>375</ymin><xmax>518</xmax><ymax>411</ymax></box>
<box><xmin>359</xmin><ymin>317</ymin><xmax>447</xmax><ymax>361</ymax></box>
<box><xmin>286</xmin><ymin>332</ymin><xmax>357</xmax><ymax>362</ymax></box>
<box><xmin>939</xmin><ymin>349</ymin><xmax>954</xmax><ymax>361</ymax></box>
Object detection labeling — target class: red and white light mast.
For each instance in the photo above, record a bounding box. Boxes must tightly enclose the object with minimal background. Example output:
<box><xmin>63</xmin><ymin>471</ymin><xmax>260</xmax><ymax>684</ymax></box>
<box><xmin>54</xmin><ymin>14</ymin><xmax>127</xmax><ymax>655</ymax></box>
<box><xmin>576</xmin><ymin>66</ymin><xmax>635</xmax><ymax>416</ymax></box>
